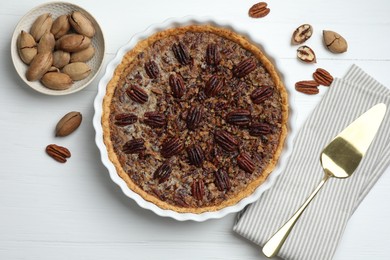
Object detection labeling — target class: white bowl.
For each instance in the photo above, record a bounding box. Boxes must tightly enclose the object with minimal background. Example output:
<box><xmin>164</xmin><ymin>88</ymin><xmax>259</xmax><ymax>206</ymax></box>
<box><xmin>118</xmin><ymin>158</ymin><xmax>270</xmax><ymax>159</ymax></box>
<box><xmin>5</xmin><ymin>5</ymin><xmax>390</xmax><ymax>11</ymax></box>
<box><xmin>93</xmin><ymin>16</ymin><xmax>295</xmax><ymax>221</ymax></box>
<box><xmin>11</xmin><ymin>1</ymin><xmax>105</xmax><ymax>95</ymax></box>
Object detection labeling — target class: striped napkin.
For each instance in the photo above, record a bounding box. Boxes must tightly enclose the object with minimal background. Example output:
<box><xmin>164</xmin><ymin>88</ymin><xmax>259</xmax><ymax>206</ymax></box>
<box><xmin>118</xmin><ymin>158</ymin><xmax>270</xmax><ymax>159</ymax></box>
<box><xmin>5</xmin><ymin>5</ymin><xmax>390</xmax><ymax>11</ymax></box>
<box><xmin>233</xmin><ymin>65</ymin><xmax>390</xmax><ymax>260</ymax></box>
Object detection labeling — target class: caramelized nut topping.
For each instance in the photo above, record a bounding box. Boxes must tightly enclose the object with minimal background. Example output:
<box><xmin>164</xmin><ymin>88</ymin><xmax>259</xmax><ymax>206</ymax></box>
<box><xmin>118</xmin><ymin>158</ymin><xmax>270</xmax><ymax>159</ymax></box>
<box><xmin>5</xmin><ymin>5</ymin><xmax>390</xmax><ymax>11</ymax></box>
<box><xmin>187</xmin><ymin>144</ymin><xmax>205</xmax><ymax>167</ymax></box>
<box><xmin>172</xmin><ymin>42</ymin><xmax>191</xmax><ymax>65</ymax></box>
<box><xmin>250</xmin><ymin>86</ymin><xmax>273</xmax><ymax>104</ymax></box>
<box><xmin>122</xmin><ymin>138</ymin><xmax>145</xmax><ymax>154</ymax></box>
<box><xmin>214</xmin><ymin>169</ymin><xmax>231</xmax><ymax>191</ymax></box>
<box><xmin>206</xmin><ymin>43</ymin><xmax>221</xmax><ymax>66</ymax></box>
<box><xmin>169</xmin><ymin>73</ymin><xmax>185</xmax><ymax>98</ymax></box>
<box><xmin>153</xmin><ymin>162</ymin><xmax>172</xmax><ymax>184</ymax></box>
<box><xmin>114</xmin><ymin>113</ymin><xmax>137</xmax><ymax>126</ymax></box>
<box><xmin>192</xmin><ymin>179</ymin><xmax>205</xmax><ymax>200</ymax></box>
<box><xmin>237</xmin><ymin>152</ymin><xmax>255</xmax><ymax>173</ymax></box>
<box><xmin>214</xmin><ymin>130</ymin><xmax>239</xmax><ymax>152</ymax></box>
<box><xmin>186</xmin><ymin>106</ymin><xmax>203</xmax><ymax>130</ymax></box>
<box><xmin>144</xmin><ymin>111</ymin><xmax>166</xmax><ymax>128</ymax></box>
<box><xmin>226</xmin><ymin>109</ymin><xmax>251</xmax><ymax>126</ymax></box>
<box><xmin>249</xmin><ymin>122</ymin><xmax>271</xmax><ymax>136</ymax></box>
<box><xmin>144</xmin><ymin>60</ymin><xmax>159</xmax><ymax>79</ymax></box>
<box><xmin>126</xmin><ymin>85</ymin><xmax>148</xmax><ymax>104</ymax></box>
<box><xmin>232</xmin><ymin>58</ymin><xmax>256</xmax><ymax>78</ymax></box>
<box><xmin>205</xmin><ymin>75</ymin><xmax>224</xmax><ymax>97</ymax></box>
<box><xmin>161</xmin><ymin>137</ymin><xmax>184</xmax><ymax>158</ymax></box>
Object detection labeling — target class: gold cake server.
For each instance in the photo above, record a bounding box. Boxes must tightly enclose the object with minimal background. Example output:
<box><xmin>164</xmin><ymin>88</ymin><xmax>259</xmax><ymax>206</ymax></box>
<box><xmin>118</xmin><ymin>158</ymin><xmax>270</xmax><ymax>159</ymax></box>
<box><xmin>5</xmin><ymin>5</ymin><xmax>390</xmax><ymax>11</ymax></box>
<box><xmin>262</xmin><ymin>103</ymin><xmax>387</xmax><ymax>258</ymax></box>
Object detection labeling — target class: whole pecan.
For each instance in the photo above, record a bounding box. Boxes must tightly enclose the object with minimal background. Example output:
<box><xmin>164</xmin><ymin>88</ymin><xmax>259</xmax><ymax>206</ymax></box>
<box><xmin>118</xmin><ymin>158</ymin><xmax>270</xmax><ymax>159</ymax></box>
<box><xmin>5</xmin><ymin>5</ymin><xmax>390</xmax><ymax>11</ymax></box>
<box><xmin>214</xmin><ymin>130</ymin><xmax>239</xmax><ymax>152</ymax></box>
<box><xmin>248</xmin><ymin>2</ymin><xmax>270</xmax><ymax>18</ymax></box>
<box><xmin>172</xmin><ymin>42</ymin><xmax>191</xmax><ymax>65</ymax></box>
<box><xmin>187</xmin><ymin>144</ymin><xmax>205</xmax><ymax>167</ymax></box>
<box><xmin>186</xmin><ymin>106</ymin><xmax>203</xmax><ymax>130</ymax></box>
<box><xmin>144</xmin><ymin>111</ymin><xmax>166</xmax><ymax>128</ymax></box>
<box><xmin>249</xmin><ymin>122</ymin><xmax>271</xmax><ymax>136</ymax></box>
<box><xmin>169</xmin><ymin>73</ymin><xmax>185</xmax><ymax>98</ymax></box>
<box><xmin>226</xmin><ymin>109</ymin><xmax>251</xmax><ymax>126</ymax></box>
<box><xmin>161</xmin><ymin>137</ymin><xmax>184</xmax><ymax>158</ymax></box>
<box><xmin>214</xmin><ymin>169</ymin><xmax>231</xmax><ymax>191</ymax></box>
<box><xmin>237</xmin><ymin>152</ymin><xmax>255</xmax><ymax>173</ymax></box>
<box><xmin>122</xmin><ymin>138</ymin><xmax>145</xmax><ymax>154</ymax></box>
<box><xmin>295</xmin><ymin>80</ymin><xmax>319</xmax><ymax>95</ymax></box>
<box><xmin>232</xmin><ymin>58</ymin><xmax>256</xmax><ymax>78</ymax></box>
<box><xmin>206</xmin><ymin>43</ymin><xmax>221</xmax><ymax>66</ymax></box>
<box><xmin>55</xmin><ymin>111</ymin><xmax>82</xmax><ymax>137</ymax></box>
<box><xmin>191</xmin><ymin>179</ymin><xmax>205</xmax><ymax>200</ymax></box>
<box><xmin>46</xmin><ymin>144</ymin><xmax>71</xmax><ymax>163</ymax></box>
<box><xmin>313</xmin><ymin>68</ymin><xmax>334</xmax><ymax>86</ymax></box>
<box><xmin>250</xmin><ymin>86</ymin><xmax>273</xmax><ymax>104</ymax></box>
<box><xmin>114</xmin><ymin>113</ymin><xmax>137</xmax><ymax>126</ymax></box>
<box><xmin>126</xmin><ymin>85</ymin><xmax>148</xmax><ymax>104</ymax></box>
<box><xmin>205</xmin><ymin>75</ymin><xmax>224</xmax><ymax>97</ymax></box>
<box><xmin>144</xmin><ymin>60</ymin><xmax>159</xmax><ymax>79</ymax></box>
<box><xmin>153</xmin><ymin>162</ymin><xmax>172</xmax><ymax>184</ymax></box>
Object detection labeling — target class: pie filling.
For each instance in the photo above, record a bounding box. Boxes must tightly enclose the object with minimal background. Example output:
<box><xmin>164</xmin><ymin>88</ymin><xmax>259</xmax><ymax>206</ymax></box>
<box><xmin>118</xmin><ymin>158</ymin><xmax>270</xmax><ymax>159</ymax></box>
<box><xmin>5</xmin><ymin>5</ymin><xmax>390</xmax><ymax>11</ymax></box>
<box><xmin>104</xmin><ymin>25</ymin><xmax>288</xmax><ymax>212</ymax></box>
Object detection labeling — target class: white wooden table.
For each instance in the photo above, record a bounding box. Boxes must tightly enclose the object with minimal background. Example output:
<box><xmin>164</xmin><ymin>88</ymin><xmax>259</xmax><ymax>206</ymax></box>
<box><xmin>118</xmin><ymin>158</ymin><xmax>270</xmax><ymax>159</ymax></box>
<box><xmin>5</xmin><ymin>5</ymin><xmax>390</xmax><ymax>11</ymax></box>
<box><xmin>1</xmin><ymin>0</ymin><xmax>390</xmax><ymax>259</ymax></box>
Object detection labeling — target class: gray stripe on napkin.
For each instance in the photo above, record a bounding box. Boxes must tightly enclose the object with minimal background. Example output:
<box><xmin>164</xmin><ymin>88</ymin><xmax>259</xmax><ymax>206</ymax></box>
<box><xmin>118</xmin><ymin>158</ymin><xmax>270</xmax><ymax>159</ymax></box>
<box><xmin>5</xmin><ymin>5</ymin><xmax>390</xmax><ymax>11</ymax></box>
<box><xmin>233</xmin><ymin>65</ymin><xmax>390</xmax><ymax>260</ymax></box>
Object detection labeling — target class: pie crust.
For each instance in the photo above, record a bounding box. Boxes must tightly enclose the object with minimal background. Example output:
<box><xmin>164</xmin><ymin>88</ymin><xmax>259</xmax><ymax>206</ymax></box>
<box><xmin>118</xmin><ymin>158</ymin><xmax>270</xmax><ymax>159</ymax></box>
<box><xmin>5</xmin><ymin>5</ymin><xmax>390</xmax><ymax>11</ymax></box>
<box><xmin>102</xmin><ymin>25</ymin><xmax>288</xmax><ymax>213</ymax></box>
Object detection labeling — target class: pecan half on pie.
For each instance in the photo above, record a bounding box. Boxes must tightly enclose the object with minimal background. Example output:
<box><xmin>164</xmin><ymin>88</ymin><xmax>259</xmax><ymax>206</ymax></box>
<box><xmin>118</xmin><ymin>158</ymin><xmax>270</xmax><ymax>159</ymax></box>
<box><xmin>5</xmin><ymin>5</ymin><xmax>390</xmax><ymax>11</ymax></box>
<box><xmin>102</xmin><ymin>25</ymin><xmax>288</xmax><ymax>213</ymax></box>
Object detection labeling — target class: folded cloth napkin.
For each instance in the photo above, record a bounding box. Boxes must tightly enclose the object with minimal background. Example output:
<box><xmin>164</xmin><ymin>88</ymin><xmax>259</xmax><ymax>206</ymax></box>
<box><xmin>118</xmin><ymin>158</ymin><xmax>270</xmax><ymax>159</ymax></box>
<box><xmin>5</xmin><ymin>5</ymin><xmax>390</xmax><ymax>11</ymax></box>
<box><xmin>233</xmin><ymin>65</ymin><xmax>390</xmax><ymax>260</ymax></box>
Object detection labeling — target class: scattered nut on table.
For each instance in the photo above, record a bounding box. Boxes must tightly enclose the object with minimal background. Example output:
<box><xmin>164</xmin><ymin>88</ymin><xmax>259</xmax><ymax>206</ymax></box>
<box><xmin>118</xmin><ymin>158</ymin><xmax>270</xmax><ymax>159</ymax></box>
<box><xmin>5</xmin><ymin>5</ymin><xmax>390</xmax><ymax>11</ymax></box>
<box><xmin>55</xmin><ymin>111</ymin><xmax>82</xmax><ymax>137</ymax></box>
<box><xmin>323</xmin><ymin>30</ymin><xmax>348</xmax><ymax>53</ymax></box>
<box><xmin>248</xmin><ymin>2</ymin><xmax>270</xmax><ymax>18</ymax></box>
<box><xmin>291</xmin><ymin>24</ymin><xmax>313</xmax><ymax>45</ymax></box>
<box><xmin>296</xmin><ymin>45</ymin><xmax>316</xmax><ymax>63</ymax></box>
<box><xmin>46</xmin><ymin>144</ymin><xmax>71</xmax><ymax>163</ymax></box>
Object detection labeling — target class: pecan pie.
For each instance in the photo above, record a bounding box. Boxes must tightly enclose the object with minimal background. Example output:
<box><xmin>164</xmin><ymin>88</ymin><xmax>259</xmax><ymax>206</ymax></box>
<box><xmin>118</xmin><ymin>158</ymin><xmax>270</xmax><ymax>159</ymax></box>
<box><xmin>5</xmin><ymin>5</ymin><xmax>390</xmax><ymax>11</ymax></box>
<box><xmin>102</xmin><ymin>25</ymin><xmax>288</xmax><ymax>213</ymax></box>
